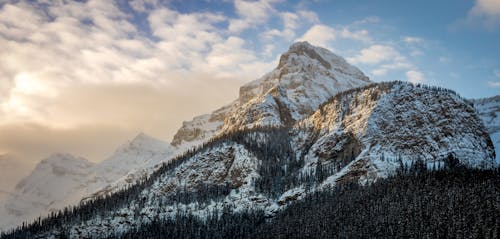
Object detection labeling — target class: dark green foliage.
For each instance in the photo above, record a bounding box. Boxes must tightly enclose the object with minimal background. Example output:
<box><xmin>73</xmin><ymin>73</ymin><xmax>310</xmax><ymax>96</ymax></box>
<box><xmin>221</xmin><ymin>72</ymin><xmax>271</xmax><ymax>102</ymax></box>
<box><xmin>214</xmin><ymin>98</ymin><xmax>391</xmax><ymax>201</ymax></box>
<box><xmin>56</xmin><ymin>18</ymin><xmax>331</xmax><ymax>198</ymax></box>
<box><xmin>251</xmin><ymin>168</ymin><xmax>500</xmax><ymax>239</ymax></box>
<box><xmin>5</xmin><ymin>167</ymin><xmax>496</xmax><ymax>239</ymax></box>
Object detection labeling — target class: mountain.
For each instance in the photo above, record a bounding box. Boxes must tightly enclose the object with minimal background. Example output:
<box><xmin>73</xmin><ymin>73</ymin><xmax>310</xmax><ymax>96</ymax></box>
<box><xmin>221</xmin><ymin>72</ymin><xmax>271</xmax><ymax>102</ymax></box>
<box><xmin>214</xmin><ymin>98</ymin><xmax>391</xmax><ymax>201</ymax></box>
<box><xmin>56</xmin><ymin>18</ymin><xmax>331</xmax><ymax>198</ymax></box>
<box><xmin>0</xmin><ymin>154</ymin><xmax>32</xmax><ymax>201</ymax></box>
<box><xmin>5</xmin><ymin>82</ymin><xmax>495</xmax><ymax>237</ymax></box>
<box><xmin>0</xmin><ymin>133</ymin><xmax>173</xmax><ymax>231</ymax></box>
<box><xmin>473</xmin><ymin>95</ymin><xmax>500</xmax><ymax>164</ymax></box>
<box><xmin>1</xmin><ymin>153</ymin><xmax>94</xmax><ymax>230</ymax></box>
<box><xmin>171</xmin><ymin>41</ymin><xmax>370</xmax><ymax>146</ymax></box>
<box><xmin>1</xmin><ymin>42</ymin><xmax>497</xmax><ymax>237</ymax></box>
<box><xmin>0</xmin><ymin>155</ymin><xmax>32</xmax><ymax>222</ymax></box>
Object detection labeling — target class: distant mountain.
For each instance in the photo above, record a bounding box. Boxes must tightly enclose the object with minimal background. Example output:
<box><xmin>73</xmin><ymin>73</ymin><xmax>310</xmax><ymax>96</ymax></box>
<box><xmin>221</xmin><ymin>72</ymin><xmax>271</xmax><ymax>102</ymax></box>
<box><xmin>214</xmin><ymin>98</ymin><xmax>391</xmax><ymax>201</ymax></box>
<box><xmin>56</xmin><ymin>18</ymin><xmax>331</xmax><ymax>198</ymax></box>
<box><xmin>0</xmin><ymin>154</ymin><xmax>32</xmax><ymax>216</ymax></box>
<box><xmin>473</xmin><ymin>95</ymin><xmax>500</xmax><ymax>164</ymax></box>
<box><xmin>0</xmin><ymin>134</ymin><xmax>172</xmax><ymax>231</ymax></box>
<box><xmin>1</xmin><ymin>41</ymin><xmax>495</xmax><ymax>238</ymax></box>
<box><xmin>2</xmin><ymin>153</ymin><xmax>94</xmax><ymax>229</ymax></box>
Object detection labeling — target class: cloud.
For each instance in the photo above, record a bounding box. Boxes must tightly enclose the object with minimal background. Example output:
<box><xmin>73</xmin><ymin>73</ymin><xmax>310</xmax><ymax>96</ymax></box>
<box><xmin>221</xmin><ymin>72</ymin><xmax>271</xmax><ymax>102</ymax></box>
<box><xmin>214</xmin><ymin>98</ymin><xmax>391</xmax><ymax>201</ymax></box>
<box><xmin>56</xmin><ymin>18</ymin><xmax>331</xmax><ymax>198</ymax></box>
<box><xmin>352</xmin><ymin>16</ymin><xmax>380</xmax><ymax>25</ymax></box>
<box><xmin>370</xmin><ymin>60</ymin><xmax>413</xmax><ymax>76</ymax></box>
<box><xmin>403</xmin><ymin>36</ymin><xmax>423</xmax><ymax>44</ymax></box>
<box><xmin>348</xmin><ymin>45</ymin><xmax>399</xmax><ymax>65</ymax></box>
<box><xmin>228</xmin><ymin>0</ymin><xmax>280</xmax><ymax>33</ymax></box>
<box><xmin>129</xmin><ymin>0</ymin><xmax>159</xmax><ymax>13</ymax></box>
<box><xmin>262</xmin><ymin>10</ymin><xmax>319</xmax><ymax>41</ymax></box>
<box><xmin>406</xmin><ymin>70</ymin><xmax>425</xmax><ymax>84</ymax></box>
<box><xmin>297</xmin><ymin>24</ymin><xmax>371</xmax><ymax>47</ymax></box>
<box><xmin>470</xmin><ymin>0</ymin><xmax>500</xmax><ymax>18</ymax></box>
<box><xmin>454</xmin><ymin>0</ymin><xmax>500</xmax><ymax>30</ymax></box>
<box><xmin>488</xmin><ymin>81</ymin><xmax>500</xmax><ymax>87</ymax></box>
<box><xmin>494</xmin><ymin>69</ymin><xmax>500</xmax><ymax>78</ymax></box>
<box><xmin>0</xmin><ymin>0</ymin><xmax>284</xmax><ymax>164</ymax></box>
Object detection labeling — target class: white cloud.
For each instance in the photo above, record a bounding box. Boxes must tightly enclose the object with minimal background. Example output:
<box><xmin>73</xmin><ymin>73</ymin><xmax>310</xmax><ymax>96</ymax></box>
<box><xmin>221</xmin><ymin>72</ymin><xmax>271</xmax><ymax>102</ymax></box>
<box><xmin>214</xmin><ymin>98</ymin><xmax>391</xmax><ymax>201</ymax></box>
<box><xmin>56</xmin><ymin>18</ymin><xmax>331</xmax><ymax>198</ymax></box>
<box><xmin>470</xmin><ymin>0</ymin><xmax>500</xmax><ymax>18</ymax></box>
<box><xmin>0</xmin><ymin>0</ymin><xmax>278</xmax><ymax>130</ymax></box>
<box><xmin>406</xmin><ymin>70</ymin><xmax>425</xmax><ymax>84</ymax></box>
<box><xmin>228</xmin><ymin>0</ymin><xmax>280</xmax><ymax>33</ymax></box>
<box><xmin>348</xmin><ymin>45</ymin><xmax>399</xmax><ymax>65</ymax></box>
<box><xmin>403</xmin><ymin>36</ymin><xmax>423</xmax><ymax>44</ymax></box>
<box><xmin>298</xmin><ymin>10</ymin><xmax>320</xmax><ymax>24</ymax></box>
<box><xmin>297</xmin><ymin>24</ymin><xmax>371</xmax><ymax>47</ymax></box>
<box><xmin>488</xmin><ymin>81</ymin><xmax>500</xmax><ymax>87</ymax></box>
<box><xmin>371</xmin><ymin>68</ymin><xmax>388</xmax><ymax>76</ymax></box>
<box><xmin>455</xmin><ymin>0</ymin><xmax>500</xmax><ymax>30</ymax></box>
<box><xmin>296</xmin><ymin>24</ymin><xmax>336</xmax><ymax>47</ymax></box>
<box><xmin>370</xmin><ymin>60</ymin><xmax>413</xmax><ymax>76</ymax></box>
<box><xmin>129</xmin><ymin>0</ymin><xmax>159</xmax><ymax>13</ymax></box>
<box><xmin>352</xmin><ymin>16</ymin><xmax>380</xmax><ymax>25</ymax></box>
<box><xmin>262</xmin><ymin>10</ymin><xmax>319</xmax><ymax>41</ymax></box>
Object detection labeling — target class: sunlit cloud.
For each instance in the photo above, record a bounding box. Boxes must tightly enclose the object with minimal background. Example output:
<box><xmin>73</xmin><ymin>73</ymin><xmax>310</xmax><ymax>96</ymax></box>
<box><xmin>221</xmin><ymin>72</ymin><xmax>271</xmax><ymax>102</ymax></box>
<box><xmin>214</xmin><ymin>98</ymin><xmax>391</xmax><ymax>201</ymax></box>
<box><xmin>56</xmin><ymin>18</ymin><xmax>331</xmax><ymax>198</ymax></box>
<box><xmin>453</xmin><ymin>0</ymin><xmax>500</xmax><ymax>30</ymax></box>
<box><xmin>406</xmin><ymin>70</ymin><xmax>425</xmax><ymax>84</ymax></box>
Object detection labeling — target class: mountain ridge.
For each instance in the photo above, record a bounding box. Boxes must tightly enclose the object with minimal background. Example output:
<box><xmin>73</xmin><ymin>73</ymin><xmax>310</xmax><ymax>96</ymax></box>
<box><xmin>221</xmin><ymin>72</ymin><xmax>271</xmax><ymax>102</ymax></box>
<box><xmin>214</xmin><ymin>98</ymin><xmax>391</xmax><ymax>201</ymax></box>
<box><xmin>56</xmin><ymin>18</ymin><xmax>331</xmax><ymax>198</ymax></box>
<box><xmin>0</xmin><ymin>42</ymin><xmax>497</xmax><ymax>235</ymax></box>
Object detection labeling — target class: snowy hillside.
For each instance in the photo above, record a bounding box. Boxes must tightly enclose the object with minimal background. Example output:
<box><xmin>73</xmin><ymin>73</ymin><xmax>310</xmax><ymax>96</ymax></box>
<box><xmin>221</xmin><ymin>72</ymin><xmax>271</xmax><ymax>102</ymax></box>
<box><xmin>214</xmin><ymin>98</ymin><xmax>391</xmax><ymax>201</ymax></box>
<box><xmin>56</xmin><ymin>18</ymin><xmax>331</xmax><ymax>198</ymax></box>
<box><xmin>2</xmin><ymin>42</ymin><xmax>497</xmax><ymax>237</ymax></box>
<box><xmin>0</xmin><ymin>155</ymin><xmax>32</xmax><ymax>222</ymax></box>
<box><xmin>170</xmin><ymin>41</ymin><xmax>370</xmax><ymax>146</ymax></box>
<box><xmin>474</xmin><ymin>95</ymin><xmax>500</xmax><ymax>164</ymax></box>
<box><xmin>0</xmin><ymin>133</ymin><xmax>173</xmax><ymax>231</ymax></box>
<box><xmin>1</xmin><ymin>154</ymin><xmax>94</xmax><ymax>230</ymax></box>
<box><xmin>26</xmin><ymin>81</ymin><xmax>494</xmax><ymax>238</ymax></box>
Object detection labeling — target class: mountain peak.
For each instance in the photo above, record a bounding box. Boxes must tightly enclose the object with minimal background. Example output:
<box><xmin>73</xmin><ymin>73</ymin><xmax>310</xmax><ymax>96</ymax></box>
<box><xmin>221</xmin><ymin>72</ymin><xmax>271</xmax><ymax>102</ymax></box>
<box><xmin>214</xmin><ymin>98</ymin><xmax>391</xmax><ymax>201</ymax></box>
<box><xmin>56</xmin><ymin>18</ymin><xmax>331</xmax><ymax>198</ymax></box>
<box><xmin>40</xmin><ymin>153</ymin><xmax>91</xmax><ymax>165</ymax></box>
<box><xmin>279</xmin><ymin>41</ymin><xmax>332</xmax><ymax>69</ymax></box>
<box><xmin>131</xmin><ymin>132</ymin><xmax>157</xmax><ymax>144</ymax></box>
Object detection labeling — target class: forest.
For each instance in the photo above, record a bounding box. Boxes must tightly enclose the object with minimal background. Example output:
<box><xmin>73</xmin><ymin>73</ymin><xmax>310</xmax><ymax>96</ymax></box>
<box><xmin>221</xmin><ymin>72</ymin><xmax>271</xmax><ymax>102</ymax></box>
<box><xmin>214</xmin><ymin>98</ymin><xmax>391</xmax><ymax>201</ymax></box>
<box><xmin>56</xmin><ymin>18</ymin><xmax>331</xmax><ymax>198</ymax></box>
<box><xmin>2</xmin><ymin>165</ymin><xmax>498</xmax><ymax>239</ymax></box>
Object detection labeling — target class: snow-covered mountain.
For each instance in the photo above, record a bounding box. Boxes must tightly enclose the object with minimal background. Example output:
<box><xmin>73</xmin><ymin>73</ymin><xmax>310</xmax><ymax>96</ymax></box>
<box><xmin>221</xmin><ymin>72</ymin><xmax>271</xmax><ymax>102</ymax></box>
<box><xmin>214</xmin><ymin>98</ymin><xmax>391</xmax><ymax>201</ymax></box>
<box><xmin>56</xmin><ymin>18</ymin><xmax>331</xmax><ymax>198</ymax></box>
<box><xmin>1</xmin><ymin>153</ymin><xmax>94</xmax><ymax>230</ymax></box>
<box><xmin>0</xmin><ymin>155</ymin><xmax>32</xmax><ymax>213</ymax></box>
<box><xmin>171</xmin><ymin>41</ymin><xmax>370</xmax><ymax>146</ymax></box>
<box><xmin>0</xmin><ymin>133</ymin><xmax>173</xmax><ymax>231</ymax></box>
<box><xmin>28</xmin><ymin>81</ymin><xmax>495</xmax><ymax>238</ymax></box>
<box><xmin>474</xmin><ymin>95</ymin><xmax>500</xmax><ymax>164</ymax></box>
<box><xmin>1</xmin><ymin>42</ymin><xmax>497</xmax><ymax>236</ymax></box>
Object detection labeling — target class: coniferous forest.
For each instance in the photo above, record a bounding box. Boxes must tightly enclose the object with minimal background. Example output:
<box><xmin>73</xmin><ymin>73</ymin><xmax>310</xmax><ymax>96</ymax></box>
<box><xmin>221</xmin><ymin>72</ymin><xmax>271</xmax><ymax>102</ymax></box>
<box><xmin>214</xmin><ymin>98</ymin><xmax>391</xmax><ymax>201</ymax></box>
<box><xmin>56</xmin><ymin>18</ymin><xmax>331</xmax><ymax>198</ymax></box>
<box><xmin>2</xmin><ymin>166</ymin><xmax>498</xmax><ymax>239</ymax></box>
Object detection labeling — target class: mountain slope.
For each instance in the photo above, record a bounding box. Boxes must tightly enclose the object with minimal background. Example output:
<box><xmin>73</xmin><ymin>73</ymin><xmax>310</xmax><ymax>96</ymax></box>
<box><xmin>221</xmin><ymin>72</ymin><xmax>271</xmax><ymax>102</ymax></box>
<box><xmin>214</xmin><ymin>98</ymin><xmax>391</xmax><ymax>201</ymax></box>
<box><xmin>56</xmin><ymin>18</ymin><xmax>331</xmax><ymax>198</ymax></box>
<box><xmin>474</xmin><ymin>95</ymin><xmax>500</xmax><ymax>164</ymax></box>
<box><xmin>2</xmin><ymin>154</ymin><xmax>94</xmax><ymax>229</ymax></box>
<box><xmin>0</xmin><ymin>133</ymin><xmax>173</xmax><ymax>231</ymax></box>
<box><xmin>2</xmin><ymin>42</ymin><xmax>497</xmax><ymax>237</ymax></box>
<box><xmin>1</xmin><ymin>41</ymin><xmax>370</xmax><ymax>232</ymax></box>
<box><xmin>15</xmin><ymin>81</ymin><xmax>495</xmax><ymax>238</ymax></box>
<box><xmin>171</xmin><ymin>41</ymin><xmax>370</xmax><ymax>146</ymax></box>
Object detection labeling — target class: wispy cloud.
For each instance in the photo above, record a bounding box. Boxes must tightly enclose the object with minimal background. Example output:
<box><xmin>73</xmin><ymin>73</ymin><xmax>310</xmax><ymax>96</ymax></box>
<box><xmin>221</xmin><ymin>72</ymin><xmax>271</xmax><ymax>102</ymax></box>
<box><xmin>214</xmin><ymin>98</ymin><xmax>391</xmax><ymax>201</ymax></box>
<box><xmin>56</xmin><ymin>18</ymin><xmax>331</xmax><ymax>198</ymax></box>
<box><xmin>453</xmin><ymin>0</ymin><xmax>500</xmax><ymax>30</ymax></box>
<box><xmin>348</xmin><ymin>45</ymin><xmax>399</xmax><ymax>65</ymax></box>
<box><xmin>403</xmin><ymin>36</ymin><xmax>423</xmax><ymax>44</ymax></box>
<box><xmin>296</xmin><ymin>24</ymin><xmax>371</xmax><ymax>48</ymax></box>
<box><xmin>488</xmin><ymin>81</ymin><xmax>500</xmax><ymax>87</ymax></box>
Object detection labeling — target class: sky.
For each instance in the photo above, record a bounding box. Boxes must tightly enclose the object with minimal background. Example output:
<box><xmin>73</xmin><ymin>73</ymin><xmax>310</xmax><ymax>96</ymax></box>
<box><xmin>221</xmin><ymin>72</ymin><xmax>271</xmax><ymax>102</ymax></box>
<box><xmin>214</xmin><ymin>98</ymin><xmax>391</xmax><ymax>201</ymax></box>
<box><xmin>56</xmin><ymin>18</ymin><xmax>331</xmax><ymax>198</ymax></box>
<box><xmin>0</xmin><ymin>0</ymin><xmax>499</xmax><ymax>166</ymax></box>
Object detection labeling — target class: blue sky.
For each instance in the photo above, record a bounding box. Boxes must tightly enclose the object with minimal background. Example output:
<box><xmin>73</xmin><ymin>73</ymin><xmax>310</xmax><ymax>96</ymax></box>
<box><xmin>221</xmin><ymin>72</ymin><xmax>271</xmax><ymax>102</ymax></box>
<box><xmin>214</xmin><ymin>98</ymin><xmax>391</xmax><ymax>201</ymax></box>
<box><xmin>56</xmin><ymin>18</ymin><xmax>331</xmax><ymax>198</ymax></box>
<box><xmin>0</xmin><ymin>0</ymin><xmax>499</xmax><ymax>162</ymax></box>
<box><xmin>154</xmin><ymin>0</ymin><xmax>500</xmax><ymax>98</ymax></box>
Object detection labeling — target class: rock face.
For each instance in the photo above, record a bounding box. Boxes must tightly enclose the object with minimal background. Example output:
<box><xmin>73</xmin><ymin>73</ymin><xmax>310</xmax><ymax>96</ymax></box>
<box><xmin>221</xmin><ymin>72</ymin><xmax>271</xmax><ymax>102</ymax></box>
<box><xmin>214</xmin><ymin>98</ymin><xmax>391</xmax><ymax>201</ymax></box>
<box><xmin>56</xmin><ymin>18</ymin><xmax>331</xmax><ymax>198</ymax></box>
<box><xmin>54</xmin><ymin>82</ymin><xmax>495</xmax><ymax>238</ymax></box>
<box><xmin>474</xmin><ymin>95</ymin><xmax>500</xmax><ymax>164</ymax></box>
<box><xmin>170</xmin><ymin>41</ymin><xmax>370</xmax><ymax>146</ymax></box>
<box><xmin>170</xmin><ymin>104</ymin><xmax>233</xmax><ymax>148</ymax></box>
